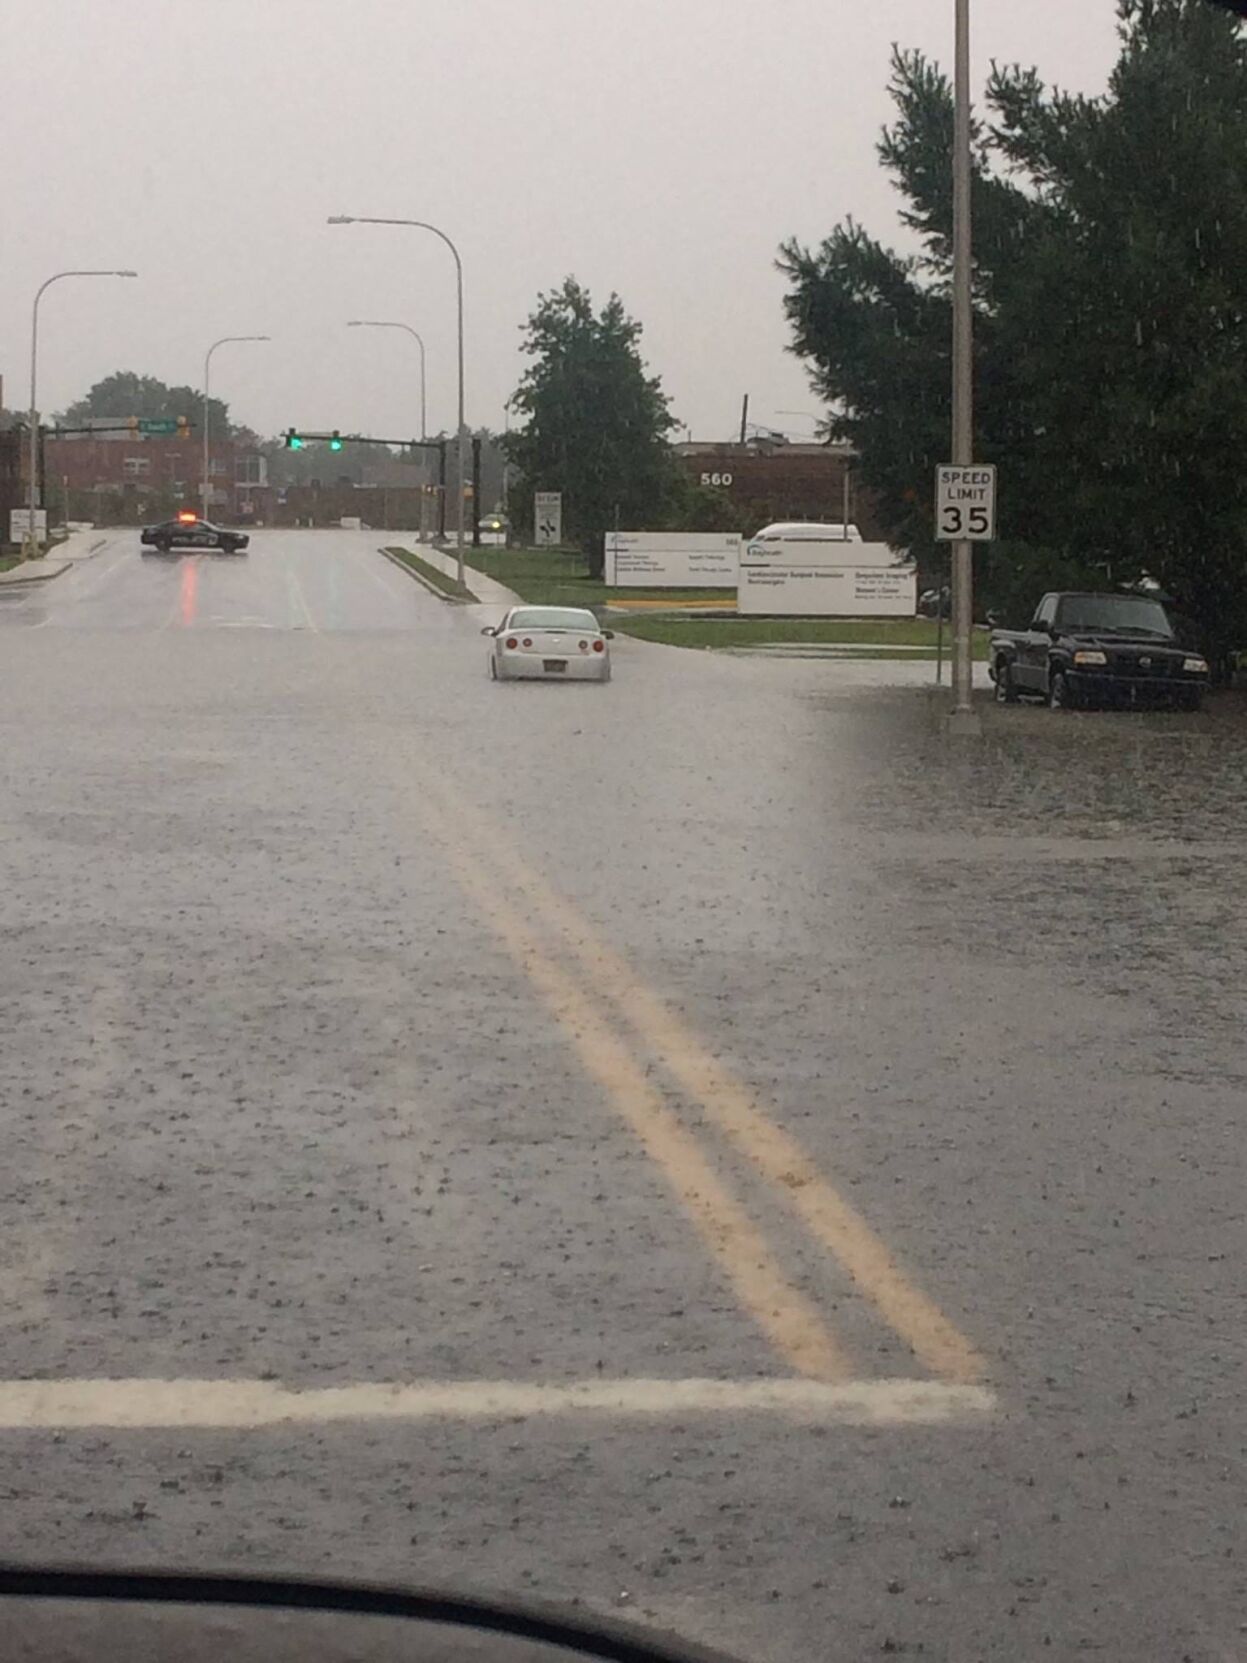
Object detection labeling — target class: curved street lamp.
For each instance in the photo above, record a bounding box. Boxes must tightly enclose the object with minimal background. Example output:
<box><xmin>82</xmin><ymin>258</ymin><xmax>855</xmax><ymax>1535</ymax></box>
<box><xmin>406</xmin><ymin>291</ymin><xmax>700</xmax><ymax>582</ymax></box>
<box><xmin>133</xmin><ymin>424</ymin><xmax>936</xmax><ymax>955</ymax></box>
<box><xmin>27</xmin><ymin>269</ymin><xmax>137</xmax><ymax>556</ymax></box>
<box><xmin>346</xmin><ymin>321</ymin><xmax>427</xmax><ymax>442</ymax></box>
<box><xmin>203</xmin><ymin>336</ymin><xmax>271</xmax><ymax>520</ymax></box>
<box><xmin>329</xmin><ymin>215</ymin><xmax>466</xmax><ymax>587</ymax></box>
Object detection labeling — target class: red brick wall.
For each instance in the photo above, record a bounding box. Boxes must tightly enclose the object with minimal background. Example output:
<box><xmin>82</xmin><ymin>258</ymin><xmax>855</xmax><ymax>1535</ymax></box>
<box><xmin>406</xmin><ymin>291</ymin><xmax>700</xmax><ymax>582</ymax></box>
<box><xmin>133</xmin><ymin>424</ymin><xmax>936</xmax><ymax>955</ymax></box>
<box><xmin>47</xmin><ymin>436</ymin><xmax>216</xmax><ymax>493</ymax></box>
<box><xmin>677</xmin><ymin>444</ymin><xmax>886</xmax><ymax>540</ymax></box>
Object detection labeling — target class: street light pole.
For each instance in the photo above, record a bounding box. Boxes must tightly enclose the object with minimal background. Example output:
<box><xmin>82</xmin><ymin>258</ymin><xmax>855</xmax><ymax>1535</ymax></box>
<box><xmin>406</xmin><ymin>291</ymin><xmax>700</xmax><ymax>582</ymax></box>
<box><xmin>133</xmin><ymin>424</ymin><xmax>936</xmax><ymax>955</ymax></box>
<box><xmin>26</xmin><ymin>269</ymin><xmax>137</xmax><ymax>558</ymax></box>
<box><xmin>329</xmin><ymin>215</ymin><xmax>467</xmax><ymax>588</ymax></box>
<box><xmin>346</xmin><ymin>321</ymin><xmax>427</xmax><ymax>440</ymax></box>
<box><xmin>949</xmin><ymin>0</ymin><xmax>978</xmax><ymax>728</ymax></box>
<box><xmin>203</xmin><ymin>335</ymin><xmax>270</xmax><ymax>520</ymax></box>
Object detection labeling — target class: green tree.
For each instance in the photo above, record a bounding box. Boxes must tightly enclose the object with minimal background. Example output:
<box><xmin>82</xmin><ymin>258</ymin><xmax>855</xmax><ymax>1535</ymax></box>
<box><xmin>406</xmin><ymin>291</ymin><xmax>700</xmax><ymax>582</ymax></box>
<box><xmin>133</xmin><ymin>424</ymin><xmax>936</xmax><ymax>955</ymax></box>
<box><xmin>779</xmin><ymin>0</ymin><xmax>1247</xmax><ymax>661</ymax></box>
<box><xmin>504</xmin><ymin>278</ymin><xmax>680</xmax><ymax>575</ymax></box>
<box><xmin>59</xmin><ymin>371</ymin><xmax>232</xmax><ymax>437</ymax></box>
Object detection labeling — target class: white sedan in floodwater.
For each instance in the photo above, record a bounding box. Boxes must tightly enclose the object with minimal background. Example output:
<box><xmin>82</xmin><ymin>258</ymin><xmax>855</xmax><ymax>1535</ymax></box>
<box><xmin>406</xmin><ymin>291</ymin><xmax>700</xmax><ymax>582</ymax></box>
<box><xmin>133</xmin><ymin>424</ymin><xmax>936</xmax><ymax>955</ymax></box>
<box><xmin>483</xmin><ymin>606</ymin><xmax>614</xmax><ymax>682</ymax></box>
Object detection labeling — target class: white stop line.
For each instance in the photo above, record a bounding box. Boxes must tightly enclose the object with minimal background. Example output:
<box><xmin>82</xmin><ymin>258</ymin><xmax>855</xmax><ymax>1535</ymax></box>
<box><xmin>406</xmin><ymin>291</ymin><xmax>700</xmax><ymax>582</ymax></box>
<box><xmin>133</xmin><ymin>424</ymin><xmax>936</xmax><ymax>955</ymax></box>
<box><xmin>0</xmin><ymin>1377</ymin><xmax>997</xmax><ymax>1431</ymax></box>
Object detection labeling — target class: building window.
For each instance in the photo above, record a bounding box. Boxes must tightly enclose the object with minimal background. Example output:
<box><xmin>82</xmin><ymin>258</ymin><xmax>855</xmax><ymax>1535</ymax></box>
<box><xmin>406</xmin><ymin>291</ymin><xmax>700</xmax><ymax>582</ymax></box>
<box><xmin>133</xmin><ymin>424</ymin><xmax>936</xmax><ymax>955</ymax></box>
<box><xmin>236</xmin><ymin>453</ymin><xmax>267</xmax><ymax>486</ymax></box>
<box><xmin>123</xmin><ymin>455</ymin><xmax>151</xmax><ymax>477</ymax></box>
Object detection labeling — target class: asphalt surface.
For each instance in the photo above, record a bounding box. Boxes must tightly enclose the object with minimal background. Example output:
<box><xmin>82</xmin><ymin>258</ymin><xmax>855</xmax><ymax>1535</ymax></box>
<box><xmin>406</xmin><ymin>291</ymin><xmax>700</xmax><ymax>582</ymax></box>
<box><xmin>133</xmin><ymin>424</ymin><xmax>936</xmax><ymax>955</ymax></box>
<box><xmin>1</xmin><ymin>528</ymin><xmax>1244</xmax><ymax>1662</ymax></box>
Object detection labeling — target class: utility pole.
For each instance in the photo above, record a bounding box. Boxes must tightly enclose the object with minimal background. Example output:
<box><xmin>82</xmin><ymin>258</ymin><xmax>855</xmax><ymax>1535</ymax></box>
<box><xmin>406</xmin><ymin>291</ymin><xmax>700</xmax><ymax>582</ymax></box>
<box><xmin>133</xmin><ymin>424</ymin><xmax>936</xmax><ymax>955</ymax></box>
<box><xmin>739</xmin><ymin>393</ymin><xmax>749</xmax><ymax>446</ymax></box>
<box><xmin>26</xmin><ymin>269</ymin><xmax>137</xmax><ymax>557</ymax></box>
<box><xmin>327</xmin><ymin>217</ymin><xmax>467</xmax><ymax>588</ymax></box>
<box><xmin>947</xmin><ymin>0</ymin><xmax>980</xmax><ymax>732</ymax></box>
<box><xmin>346</xmin><ymin>321</ymin><xmax>427</xmax><ymax>441</ymax></box>
<box><xmin>203</xmin><ymin>335</ymin><xmax>270</xmax><ymax>522</ymax></box>
<box><xmin>471</xmin><ymin>435</ymin><xmax>482</xmax><ymax>546</ymax></box>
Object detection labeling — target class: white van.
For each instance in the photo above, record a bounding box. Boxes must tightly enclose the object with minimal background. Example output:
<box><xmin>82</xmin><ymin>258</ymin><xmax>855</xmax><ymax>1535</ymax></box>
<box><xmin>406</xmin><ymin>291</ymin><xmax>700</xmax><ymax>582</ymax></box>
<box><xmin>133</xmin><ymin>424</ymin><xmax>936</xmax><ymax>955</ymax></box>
<box><xmin>744</xmin><ymin>521</ymin><xmax>862</xmax><ymax>561</ymax></box>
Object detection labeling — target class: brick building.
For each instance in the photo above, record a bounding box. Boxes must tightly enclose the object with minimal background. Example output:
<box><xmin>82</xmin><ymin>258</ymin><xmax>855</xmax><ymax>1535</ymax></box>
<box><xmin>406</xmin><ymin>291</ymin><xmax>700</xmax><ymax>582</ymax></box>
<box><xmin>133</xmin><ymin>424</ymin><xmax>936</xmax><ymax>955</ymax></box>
<box><xmin>45</xmin><ymin>418</ymin><xmax>268</xmax><ymax>525</ymax></box>
<box><xmin>675</xmin><ymin>439</ymin><xmax>886</xmax><ymax>540</ymax></box>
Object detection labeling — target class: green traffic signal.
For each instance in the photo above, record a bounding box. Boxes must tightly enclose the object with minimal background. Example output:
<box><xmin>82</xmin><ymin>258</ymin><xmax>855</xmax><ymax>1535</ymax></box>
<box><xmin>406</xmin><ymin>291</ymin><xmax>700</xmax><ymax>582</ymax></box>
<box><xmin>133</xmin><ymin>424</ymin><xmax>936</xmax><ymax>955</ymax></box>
<box><xmin>284</xmin><ymin>429</ymin><xmax>304</xmax><ymax>450</ymax></box>
<box><xmin>329</xmin><ymin>431</ymin><xmax>343</xmax><ymax>451</ymax></box>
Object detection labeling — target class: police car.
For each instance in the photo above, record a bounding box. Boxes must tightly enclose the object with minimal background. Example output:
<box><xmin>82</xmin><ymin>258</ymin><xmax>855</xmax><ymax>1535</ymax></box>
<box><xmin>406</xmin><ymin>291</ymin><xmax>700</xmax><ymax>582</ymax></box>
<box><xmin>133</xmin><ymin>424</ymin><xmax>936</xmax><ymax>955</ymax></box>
<box><xmin>140</xmin><ymin>513</ymin><xmax>249</xmax><ymax>555</ymax></box>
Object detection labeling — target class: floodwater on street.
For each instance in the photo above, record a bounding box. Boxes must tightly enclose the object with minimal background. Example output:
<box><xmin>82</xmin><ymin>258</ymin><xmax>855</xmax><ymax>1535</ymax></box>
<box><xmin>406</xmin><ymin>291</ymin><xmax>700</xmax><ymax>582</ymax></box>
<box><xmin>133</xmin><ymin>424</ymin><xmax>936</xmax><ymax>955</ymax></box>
<box><xmin>1</xmin><ymin>530</ymin><xmax>1244</xmax><ymax>1662</ymax></box>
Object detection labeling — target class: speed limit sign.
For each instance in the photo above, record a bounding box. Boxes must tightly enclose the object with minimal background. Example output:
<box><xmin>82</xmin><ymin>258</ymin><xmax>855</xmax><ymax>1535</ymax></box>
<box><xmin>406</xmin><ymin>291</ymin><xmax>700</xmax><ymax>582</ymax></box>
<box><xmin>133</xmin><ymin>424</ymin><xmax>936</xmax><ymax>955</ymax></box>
<box><xmin>935</xmin><ymin>464</ymin><xmax>997</xmax><ymax>541</ymax></box>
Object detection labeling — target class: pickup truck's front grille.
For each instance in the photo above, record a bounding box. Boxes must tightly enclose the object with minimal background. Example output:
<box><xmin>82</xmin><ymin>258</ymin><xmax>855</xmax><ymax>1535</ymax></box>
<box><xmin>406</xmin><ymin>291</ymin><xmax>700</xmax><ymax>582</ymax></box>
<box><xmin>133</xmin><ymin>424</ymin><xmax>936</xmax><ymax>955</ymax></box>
<box><xmin>1112</xmin><ymin>652</ymin><xmax>1172</xmax><ymax>678</ymax></box>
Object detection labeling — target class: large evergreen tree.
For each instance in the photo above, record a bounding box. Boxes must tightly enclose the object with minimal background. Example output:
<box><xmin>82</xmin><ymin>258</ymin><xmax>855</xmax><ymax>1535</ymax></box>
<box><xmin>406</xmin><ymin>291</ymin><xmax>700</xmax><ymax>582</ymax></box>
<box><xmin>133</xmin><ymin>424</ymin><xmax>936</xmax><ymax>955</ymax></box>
<box><xmin>504</xmin><ymin>278</ymin><xmax>680</xmax><ymax>575</ymax></box>
<box><xmin>780</xmin><ymin>0</ymin><xmax>1247</xmax><ymax>658</ymax></box>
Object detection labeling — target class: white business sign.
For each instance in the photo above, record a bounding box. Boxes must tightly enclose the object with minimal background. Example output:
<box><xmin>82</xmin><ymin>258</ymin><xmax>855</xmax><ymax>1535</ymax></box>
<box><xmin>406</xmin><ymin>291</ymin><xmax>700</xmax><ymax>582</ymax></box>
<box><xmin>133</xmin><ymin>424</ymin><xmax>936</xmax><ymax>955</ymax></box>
<box><xmin>604</xmin><ymin>530</ymin><xmax>741</xmax><ymax>587</ymax></box>
<box><xmin>534</xmin><ymin>491</ymin><xmax>563</xmax><ymax>547</ymax></box>
<box><xmin>935</xmin><ymin>464</ymin><xmax>996</xmax><ymax>541</ymax></box>
<box><xmin>738</xmin><ymin>562</ymin><xmax>917</xmax><ymax>616</ymax></box>
<box><xmin>9</xmin><ymin>508</ymin><xmax>47</xmax><ymax>541</ymax></box>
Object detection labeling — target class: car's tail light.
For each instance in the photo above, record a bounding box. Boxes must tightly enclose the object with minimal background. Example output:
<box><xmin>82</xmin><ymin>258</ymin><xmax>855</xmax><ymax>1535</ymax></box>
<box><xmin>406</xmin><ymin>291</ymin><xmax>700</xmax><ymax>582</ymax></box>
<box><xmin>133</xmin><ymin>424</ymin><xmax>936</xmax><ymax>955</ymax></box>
<box><xmin>592</xmin><ymin>639</ymin><xmax>605</xmax><ymax>652</ymax></box>
<box><xmin>578</xmin><ymin>640</ymin><xmax>588</xmax><ymax>651</ymax></box>
<box><xmin>505</xmin><ymin>636</ymin><xmax>518</xmax><ymax>649</ymax></box>
<box><xmin>522</xmin><ymin>637</ymin><xmax>533</xmax><ymax>648</ymax></box>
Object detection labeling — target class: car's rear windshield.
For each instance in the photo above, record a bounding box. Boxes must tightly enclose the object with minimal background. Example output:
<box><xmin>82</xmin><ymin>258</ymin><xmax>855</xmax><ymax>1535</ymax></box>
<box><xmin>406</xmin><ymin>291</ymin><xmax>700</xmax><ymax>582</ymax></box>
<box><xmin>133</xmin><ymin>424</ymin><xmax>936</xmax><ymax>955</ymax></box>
<box><xmin>1058</xmin><ymin>596</ymin><xmax>1173</xmax><ymax>635</ymax></box>
<box><xmin>509</xmin><ymin>609</ymin><xmax>599</xmax><ymax>631</ymax></box>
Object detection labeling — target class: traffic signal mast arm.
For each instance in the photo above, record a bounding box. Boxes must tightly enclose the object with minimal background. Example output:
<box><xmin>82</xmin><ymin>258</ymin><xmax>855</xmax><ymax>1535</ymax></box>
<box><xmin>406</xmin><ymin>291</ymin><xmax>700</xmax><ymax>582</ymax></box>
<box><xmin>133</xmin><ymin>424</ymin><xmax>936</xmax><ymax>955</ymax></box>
<box><xmin>47</xmin><ymin>417</ymin><xmax>195</xmax><ymax>436</ymax></box>
<box><xmin>283</xmin><ymin>428</ymin><xmax>445</xmax><ymax>452</ymax></box>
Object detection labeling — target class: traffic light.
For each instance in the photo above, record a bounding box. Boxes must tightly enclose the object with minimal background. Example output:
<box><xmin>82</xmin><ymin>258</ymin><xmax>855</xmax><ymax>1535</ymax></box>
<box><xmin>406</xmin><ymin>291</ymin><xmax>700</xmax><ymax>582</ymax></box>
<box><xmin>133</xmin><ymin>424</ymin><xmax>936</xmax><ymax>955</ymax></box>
<box><xmin>176</xmin><ymin>415</ymin><xmax>190</xmax><ymax>440</ymax></box>
<box><xmin>127</xmin><ymin>415</ymin><xmax>140</xmax><ymax>434</ymax></box>
<box><xmin>284</xmin><ymin>429</ymin><xmax>304</xmax><ymax>450</ymax></box>
<box><xmin>329</xmin><ymin>431</ymin><xmax>343</xmax><ymax>451</ymax></box>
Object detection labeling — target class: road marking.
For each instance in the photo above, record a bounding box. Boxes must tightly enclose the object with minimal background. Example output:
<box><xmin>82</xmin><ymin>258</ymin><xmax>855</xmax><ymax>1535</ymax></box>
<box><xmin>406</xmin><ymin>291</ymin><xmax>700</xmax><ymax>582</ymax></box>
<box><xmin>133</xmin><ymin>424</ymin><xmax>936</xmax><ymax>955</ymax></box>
<box><xmin>430</xmin><ymin>780</ymin><xmax>985</xmax><ymax>1385</ymax></box>
<box><xmin>0</xmin><ymin>1376</ymin><xmax>996</xmax><ymax>1430</ymax></box>
<box><xmin>286</xmin><ymin>564</ymin><xmax>319</xmax><ymax>633</ymax></box>
<box><xmin>1</xmin><ymin>974</ymin><xmax>129</xmax><ymax>1333</ymax></box>
<box><xmin>416</xmin><ymin>793</ymin><xmax>849</xmax><ymax>1381</ymax></box>
<box><xmin>57</xmin><ymin>546</ymin><xmax>132</xmax><ymax>602</ymax></box>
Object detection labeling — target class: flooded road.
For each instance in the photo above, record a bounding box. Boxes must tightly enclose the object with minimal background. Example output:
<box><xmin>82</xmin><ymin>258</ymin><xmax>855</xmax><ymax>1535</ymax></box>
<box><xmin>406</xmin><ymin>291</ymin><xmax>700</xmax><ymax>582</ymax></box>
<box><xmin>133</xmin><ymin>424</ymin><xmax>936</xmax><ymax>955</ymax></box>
<box><xmin>1</xmin><ymin>531</ymin><xmax>1244</xmax><ymax>1661</ymax></box>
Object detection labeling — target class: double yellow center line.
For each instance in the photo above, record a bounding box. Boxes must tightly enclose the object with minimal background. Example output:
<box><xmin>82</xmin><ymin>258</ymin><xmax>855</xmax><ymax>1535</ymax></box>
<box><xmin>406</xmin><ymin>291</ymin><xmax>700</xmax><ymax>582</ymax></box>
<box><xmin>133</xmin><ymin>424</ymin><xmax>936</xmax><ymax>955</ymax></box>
<box><xmin>411</xmin><ymin>772</ymin><xmax>983</xmax><ymax>1387</ymax></box>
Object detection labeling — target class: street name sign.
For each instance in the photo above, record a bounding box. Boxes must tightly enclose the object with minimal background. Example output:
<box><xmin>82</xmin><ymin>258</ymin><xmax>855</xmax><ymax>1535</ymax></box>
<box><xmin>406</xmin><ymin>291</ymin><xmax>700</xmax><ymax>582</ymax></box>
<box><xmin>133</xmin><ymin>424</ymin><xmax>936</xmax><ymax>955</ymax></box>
<box><xmin>935</xmin><ymin>464</ymin><xmax>996</xmax><ymax>541</ymax></box>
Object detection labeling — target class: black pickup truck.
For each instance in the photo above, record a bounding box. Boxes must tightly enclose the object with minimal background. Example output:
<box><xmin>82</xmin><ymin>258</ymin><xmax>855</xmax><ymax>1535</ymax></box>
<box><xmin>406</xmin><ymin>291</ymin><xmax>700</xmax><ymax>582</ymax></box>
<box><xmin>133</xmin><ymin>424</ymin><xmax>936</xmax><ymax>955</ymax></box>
<box><xmin>989</xmin><ymin>592</ymin><xmax>1210</xmax><ymax>710</ymax></box>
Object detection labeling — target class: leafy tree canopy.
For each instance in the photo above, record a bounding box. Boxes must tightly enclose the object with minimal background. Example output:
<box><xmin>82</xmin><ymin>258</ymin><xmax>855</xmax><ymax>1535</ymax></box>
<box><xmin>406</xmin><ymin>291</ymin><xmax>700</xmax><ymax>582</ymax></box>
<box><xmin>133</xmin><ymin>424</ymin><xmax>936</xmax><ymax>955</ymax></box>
<box><xmin>780</xmin><ymin>0</ymin><xmax>1247</xmax><ymax>654</ymax></box>
<box><xmin>58</xmin><ymin>371</ymin><xmax>232</xmax><ymax>438</ymax></box>
<box><xmin>504</xmin><ymin>278</ymin><xmax>680</xmax><ymax>573</ymax></box>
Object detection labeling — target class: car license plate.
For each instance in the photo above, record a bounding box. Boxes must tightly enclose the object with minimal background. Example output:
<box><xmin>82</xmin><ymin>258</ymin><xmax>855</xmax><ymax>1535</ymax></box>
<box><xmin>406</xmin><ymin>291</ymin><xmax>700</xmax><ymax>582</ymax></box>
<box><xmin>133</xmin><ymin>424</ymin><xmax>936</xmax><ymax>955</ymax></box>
<box><xmin>543</xmin><ymin>659</ymin><xmax>566</xmax><ymax>673</ymax></box>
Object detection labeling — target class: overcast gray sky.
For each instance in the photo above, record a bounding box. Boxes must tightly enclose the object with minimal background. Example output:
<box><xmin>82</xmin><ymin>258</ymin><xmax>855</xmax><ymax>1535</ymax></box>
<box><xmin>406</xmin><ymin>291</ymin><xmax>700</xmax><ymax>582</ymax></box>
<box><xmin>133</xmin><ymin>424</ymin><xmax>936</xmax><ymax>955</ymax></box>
<box><xmin>5</xmin><ymin>0</ymin><xmax>1120</xmax><ymax>443</ymax></box>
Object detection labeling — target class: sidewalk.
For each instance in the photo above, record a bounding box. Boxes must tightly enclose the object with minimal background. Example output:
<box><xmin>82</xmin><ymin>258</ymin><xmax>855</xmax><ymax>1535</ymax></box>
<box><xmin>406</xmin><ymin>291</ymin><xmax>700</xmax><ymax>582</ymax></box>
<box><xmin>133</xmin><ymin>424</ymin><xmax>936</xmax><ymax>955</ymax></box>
<box><xmin>0</xmin><ymin>527</ymin><xmax>111</xmax><ymax>586</ymax></box>
<box><xmin>413</xmin><ymin>540</ymin><xmax>520</xmax><ymax>609</ymax></box>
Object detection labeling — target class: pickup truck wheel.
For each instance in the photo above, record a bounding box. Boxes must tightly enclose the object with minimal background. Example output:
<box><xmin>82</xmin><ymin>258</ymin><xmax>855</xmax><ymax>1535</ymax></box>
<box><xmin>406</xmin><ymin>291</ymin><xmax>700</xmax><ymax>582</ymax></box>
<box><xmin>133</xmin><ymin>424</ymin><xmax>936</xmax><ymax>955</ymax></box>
<box><xmin>994</xmin><ymin>658</ymin><xmax>1019</xmax><ymax>704</ymax></box>
<box><xmin>1048</xmin><ymin>668</ymin><xmax>1077</xmax><ymax>710</ymax></box>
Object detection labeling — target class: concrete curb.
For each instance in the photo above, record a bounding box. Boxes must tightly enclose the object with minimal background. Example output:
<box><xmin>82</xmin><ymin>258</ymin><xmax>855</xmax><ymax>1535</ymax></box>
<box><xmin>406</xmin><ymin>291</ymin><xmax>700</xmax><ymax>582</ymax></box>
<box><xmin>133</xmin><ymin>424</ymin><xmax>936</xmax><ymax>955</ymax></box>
<box><xmin>378</xmin><ymin>544</ymin><xmax>475</xmax><ymax>604</ymax></box>
<box><xmin>0</xmin><ymin>560</ymin><xmax>73</xmax><ymax>590</ymax></box>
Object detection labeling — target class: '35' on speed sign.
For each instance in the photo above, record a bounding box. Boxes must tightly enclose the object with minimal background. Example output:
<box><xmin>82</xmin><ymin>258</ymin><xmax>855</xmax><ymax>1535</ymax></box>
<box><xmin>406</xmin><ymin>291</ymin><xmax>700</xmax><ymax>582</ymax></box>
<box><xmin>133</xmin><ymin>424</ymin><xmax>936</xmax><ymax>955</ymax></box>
<box><xmin>935</xmin><ymin>464</ymin><xmax>997</xmax><ymax>541</ymax></box>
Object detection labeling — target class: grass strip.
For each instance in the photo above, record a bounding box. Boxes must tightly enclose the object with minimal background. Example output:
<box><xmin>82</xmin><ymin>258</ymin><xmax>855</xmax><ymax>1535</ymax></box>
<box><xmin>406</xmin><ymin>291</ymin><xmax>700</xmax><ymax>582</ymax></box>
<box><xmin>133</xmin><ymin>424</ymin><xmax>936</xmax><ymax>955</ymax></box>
<box><xmin>467</xmin><ymin>544</ymin><xmax>734</xmax><ymax>608</ymax></box>
<box><xmin>384</xmin><ymin>546</ymin><xmax>478</xmax><ymax>603</ymax></box>
<box><xmin>612</xmin><ymin>614</ymin><xmax>989</xmax><ymax>656</ymax></box>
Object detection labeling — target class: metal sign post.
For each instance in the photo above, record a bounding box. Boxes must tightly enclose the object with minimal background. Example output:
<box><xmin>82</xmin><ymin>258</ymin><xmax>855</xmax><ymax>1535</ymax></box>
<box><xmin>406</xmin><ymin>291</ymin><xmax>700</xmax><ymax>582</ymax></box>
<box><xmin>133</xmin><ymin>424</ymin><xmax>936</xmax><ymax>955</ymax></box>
<box><xmin>947</xmin><ymin>0</ymin><xmax>979</xmax><ymax>734</ymax></box>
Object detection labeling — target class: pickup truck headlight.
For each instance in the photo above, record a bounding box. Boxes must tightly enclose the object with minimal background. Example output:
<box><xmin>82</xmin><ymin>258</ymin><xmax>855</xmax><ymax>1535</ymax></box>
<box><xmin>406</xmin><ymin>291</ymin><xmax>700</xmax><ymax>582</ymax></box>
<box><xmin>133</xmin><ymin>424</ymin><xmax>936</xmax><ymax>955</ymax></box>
<box><xmin>1182</xmin><ymin>656</ymin><xmax>1209</xmax><ymax>674</ymax></box>
<box><xmin>1072</xmin><ymin>650</ymin><xmax>1107</xmax><ymax>666</ymax></box>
